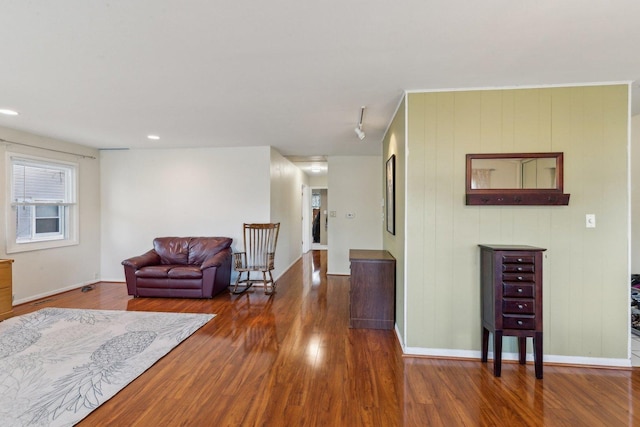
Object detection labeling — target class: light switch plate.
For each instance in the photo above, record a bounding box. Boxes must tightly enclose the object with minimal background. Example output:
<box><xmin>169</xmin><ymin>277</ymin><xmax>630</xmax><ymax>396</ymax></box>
<box><xmin>586</xmin><ymin>214</ymin><xmax>596</xmax><ymax>228</ymax></box>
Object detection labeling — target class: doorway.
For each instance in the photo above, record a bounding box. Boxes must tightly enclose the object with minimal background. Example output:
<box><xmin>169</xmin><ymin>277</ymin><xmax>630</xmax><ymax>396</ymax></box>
<box><xmin>311</xmin><ymin>188</ymin><xmax>328</xmax><ymax>250</ymax></box>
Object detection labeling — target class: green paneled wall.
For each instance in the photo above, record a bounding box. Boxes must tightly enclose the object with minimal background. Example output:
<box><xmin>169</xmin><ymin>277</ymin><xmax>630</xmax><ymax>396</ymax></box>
<box><xmin>400</xmin><ymin>85</ymin><xmax>629</xmax><ymax>360</ymax></box>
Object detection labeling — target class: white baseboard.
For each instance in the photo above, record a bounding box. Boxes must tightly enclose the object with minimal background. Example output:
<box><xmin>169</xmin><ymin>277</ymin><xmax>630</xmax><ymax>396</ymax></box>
<box><xmin>101</xmin><ymin>256</ymin><xmax>300</xmax><ymax>289</ymax></box>
<box><xmin>404</xmin><ymin>346</ymin><xmax>481</xmax><ymax>360</ymax></box>
<box><xmin>542</xmin><ymin>354</ymin><xmax>631</xmax><ymax>368</ymax></box>
<box><xmin>100</xmin><ymin>277</ymin><xmax>125</xmax><ymax>283</ymax></box>
<box><xmin>402</xmin><ymin>346</ymin><xmax>631</xmax><ymax>368</ymax></box>
<box><xmin>394</xmin><ymin>324</ymin><xmax>404</xmax><ymax>349</ymax></box>
<box><xmin>275</xmin><ymin>257</ymin><xmax>300</xmax><ymax>282</ymax></box>
<box><xmin>13</xmin><ymin>279</ymin><xmax>101</xmax><ymax>306</ymax></box>
<box><xmin>14</xmin><ymin>261</ymin><xmax>298</xmax><ymax>306</ymax></box>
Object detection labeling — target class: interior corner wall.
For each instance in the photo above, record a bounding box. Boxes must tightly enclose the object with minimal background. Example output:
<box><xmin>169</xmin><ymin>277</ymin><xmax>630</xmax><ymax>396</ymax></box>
<box><xmin>270</xmin><ymin>148</ymin><xmax>306</xmax><ymax>277</ymax></box>
<box><xmin>405</xmin><ymin>85</ymin><xmax>630</xmax><ymax>364</ymax></box>
<box><xmin>100</xmin><ymin>146</ymin><xmax>271</xmax><ymax>281</ymax></box>
<box><xmin>0</xmin><ymin>126</ymin><xmax>101</xmax><ymax>303</ymax></box>
<box><xmin>382</xmin><ymin>97</ymin><xmax>406</xmax><ymax>341</ymax></box>
<box><xmin>327</xmin><ymin>156</ymin><xmax>383</xmax><ymax>275</ymax></box>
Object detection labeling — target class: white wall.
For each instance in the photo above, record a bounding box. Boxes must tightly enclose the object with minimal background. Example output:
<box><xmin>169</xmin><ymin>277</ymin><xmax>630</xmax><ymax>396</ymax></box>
<box><xmin>100</xmin><ymin>146</ymin><xmax>271</xmax><ymax>280</ymax></box>
<box><xmin>270</xmin><ymin>148</ymin><xmax>307</xmax><ymax>276</ymax></box>
<box><xmin>318</xmin><ymin>189</ymin><xmax>328</xmax><ymax>245</ymax></box>
<box><xmin>0</xmin><ymin>126</ymin><xmax>101</xmax><ymax>303</ymax></box>
<box><xmin>382</xmin><ymin>97</ymin><xmax>406</xmax><ymax>342</ymax></box>
<box><xmin>327</xmin><ymin>156</ymin><xmax>383</xmax><ymax>274</ymax></box>
<box><xmin>309</xmin><ymin>173</ymin><xmax>328</xmax><ymax>187</ymax></box>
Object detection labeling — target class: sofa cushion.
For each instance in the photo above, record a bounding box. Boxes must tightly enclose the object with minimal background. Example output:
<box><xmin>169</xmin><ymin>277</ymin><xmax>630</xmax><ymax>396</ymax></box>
<box><xmin>135</xmin><ymin>265</ymin><xmax>203</xmax><ymax>279</ymax></box>
<box><xmin>168</xmin><ymin>266</ymin><xmax>203</xmax><ymax>279</ymax></box>
<box><xmin>135</xmin><ymin>265</ymin><xmax>174</xmax><ymax>278</ymax></box>
<box><xmin>154</xmin><ymin>237</ymin><xmax>191</xmax><ymax>265</ymax></box>
<box><xmin>188</xmin><ymin>237</ymin><xmax>232</xmax><ymax>265</ymax></box>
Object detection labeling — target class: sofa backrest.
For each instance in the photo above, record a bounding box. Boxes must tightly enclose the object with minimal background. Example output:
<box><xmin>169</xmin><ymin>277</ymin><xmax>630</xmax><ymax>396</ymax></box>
<box><xmin>153</xmin><ymin>237</ymin><xmax>232</xmax><ymax>265</ymax></box>
<box><xmin>188</xmin><ymin>237</ymin><xmax>232</xmax><ymax>265</ymax></box>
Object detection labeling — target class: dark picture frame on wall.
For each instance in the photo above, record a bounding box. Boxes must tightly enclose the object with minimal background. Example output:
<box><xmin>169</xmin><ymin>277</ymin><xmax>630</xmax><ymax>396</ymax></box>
<box><xmin>386</xmin><ymin>154</ymin><xmax>395</xmax><ymax>235</ymax></box>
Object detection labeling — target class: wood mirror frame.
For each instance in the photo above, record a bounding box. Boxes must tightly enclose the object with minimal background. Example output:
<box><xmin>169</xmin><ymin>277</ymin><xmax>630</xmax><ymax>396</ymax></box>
<box><xmin>465</xmin><ymin>152</ymin><xmax>570</xmax><ymax>206</ymax></box>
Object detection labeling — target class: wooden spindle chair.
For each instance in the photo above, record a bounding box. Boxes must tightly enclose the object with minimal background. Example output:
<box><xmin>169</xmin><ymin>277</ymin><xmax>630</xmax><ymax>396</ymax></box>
<box><xmin>232</xmin><ymin>223</ymin><xmax>280</xmax><ymax>295</ymax></box>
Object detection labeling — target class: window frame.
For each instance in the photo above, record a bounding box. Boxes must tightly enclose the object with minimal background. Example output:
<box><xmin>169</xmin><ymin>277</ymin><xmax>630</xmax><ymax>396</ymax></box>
<box><xmin>6</xmin><ymin>153</ymin><xmax>79</xmax><ymax>253</ymax></box>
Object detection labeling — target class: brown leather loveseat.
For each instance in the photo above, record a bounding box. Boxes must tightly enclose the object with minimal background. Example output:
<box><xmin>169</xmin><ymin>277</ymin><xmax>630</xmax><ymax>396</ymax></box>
<box><xmin>122</xmin><ymin>236</ymin><xmax>232</xmax><ymax>298</ymax></box>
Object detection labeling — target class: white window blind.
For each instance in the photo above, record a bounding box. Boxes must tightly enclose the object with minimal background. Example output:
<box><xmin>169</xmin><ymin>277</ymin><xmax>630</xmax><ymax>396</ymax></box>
<box><xmin>7</xmin><ymin>155</ymin><xmax>78</xmax><ymax>252</ymax></box>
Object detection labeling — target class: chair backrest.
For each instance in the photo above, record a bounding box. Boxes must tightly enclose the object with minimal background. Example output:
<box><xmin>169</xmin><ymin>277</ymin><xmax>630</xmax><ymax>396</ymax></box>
<box><xmin>242</xmin><ymin>223</ymin><xmax>280</xmax><ymax>269</ymax></box>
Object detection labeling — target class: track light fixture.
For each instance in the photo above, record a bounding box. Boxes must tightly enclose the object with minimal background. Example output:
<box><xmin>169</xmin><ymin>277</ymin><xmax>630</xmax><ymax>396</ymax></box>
<box><xmin>354</xmin><ymin>106</ymin><xmax>366</xmax><ymax>140</ymax></box>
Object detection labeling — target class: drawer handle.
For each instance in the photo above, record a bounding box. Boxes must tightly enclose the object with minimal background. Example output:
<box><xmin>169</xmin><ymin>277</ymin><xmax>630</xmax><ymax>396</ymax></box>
<box><xmin>518</xmin><ymin>304</ymin><xmax>524</xmax><ymax>309</ymax></box>
<box><xmin>517</xmin><ymin>258</ymin><xmax>523</xmax><ymax>262</ymax></box>
<box><xmin>517</xmin><ymin>288</ymin><xmax>523</xmax><ymax>293</ymax></box>
<box><xmin>517</xmin><ymin>320</ymin><xmax>524</xmax><ymax>325</ymax></box>
<box><xmin>517</xmin><ymin>276</ymin><xmax>523</xmax><ymax>281</ymax></box>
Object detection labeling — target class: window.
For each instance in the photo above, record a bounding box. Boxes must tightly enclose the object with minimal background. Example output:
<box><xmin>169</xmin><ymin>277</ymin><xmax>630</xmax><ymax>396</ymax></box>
<box><xmin>7</xmin><ymin>155</ymin><xmax>78</xmax><ymax>252</ymax></box>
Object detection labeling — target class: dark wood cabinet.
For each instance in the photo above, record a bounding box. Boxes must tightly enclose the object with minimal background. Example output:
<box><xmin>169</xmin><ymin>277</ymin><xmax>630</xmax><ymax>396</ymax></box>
<box><xmin>349</xmin><ymin>250</ymin><xmax>395</xmax><ymax>330</ymax></box>
<box><xmin>479</xmin><ymin>245</ymin><xmax>545</xmax><ymax>379</ymax></box>
<box><xmin>0</xmin><ymin>259</ymin><xmax>14</xmax><ymax>321</ymax></box>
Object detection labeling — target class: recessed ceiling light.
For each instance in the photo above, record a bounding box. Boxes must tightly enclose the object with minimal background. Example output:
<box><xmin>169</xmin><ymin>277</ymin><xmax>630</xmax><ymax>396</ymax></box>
<box><xmin>0</xmin><ymin>109</ymin><xmax>19</xmax><ymax>116</ymax></box>
<box><xmin>147</xmin><ymin>135</ymin><xmax>160</xmax><ymax>140</ymax></box>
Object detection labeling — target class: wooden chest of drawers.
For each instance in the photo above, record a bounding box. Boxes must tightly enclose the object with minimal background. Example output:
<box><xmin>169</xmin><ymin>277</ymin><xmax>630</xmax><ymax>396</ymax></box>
<box><xmin>0</xmin><ymin>259</ymin><xmax>14</xmax><ymax>321</ymax></box>
<box><xmin>479</xmin><ymin>245</ymin><xmax>545</xmax><ymax>379</ymax></box>
<box><xmin>349</xmin><ymin>250</ymin><xmax>395</xmax><ymax>330</ymax></box>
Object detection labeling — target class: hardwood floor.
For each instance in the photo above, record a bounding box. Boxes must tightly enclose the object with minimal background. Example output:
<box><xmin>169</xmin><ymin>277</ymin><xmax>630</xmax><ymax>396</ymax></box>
<box><xmin>12</xmin><ymin>251</ymin><xmax>640</xmax><ymax>426</ymax></box>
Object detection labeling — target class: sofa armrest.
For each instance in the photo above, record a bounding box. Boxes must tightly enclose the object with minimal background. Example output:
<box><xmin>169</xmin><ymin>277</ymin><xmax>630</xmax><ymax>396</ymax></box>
<box><xmin>201</xmin><ymin>248</ymin><xmax>231</xmax><ymax>270</ymax></box>
<box><xmin>122</xmin><ymin>249</ymin><xmax>161</xmax><ymax>269</ymax></box>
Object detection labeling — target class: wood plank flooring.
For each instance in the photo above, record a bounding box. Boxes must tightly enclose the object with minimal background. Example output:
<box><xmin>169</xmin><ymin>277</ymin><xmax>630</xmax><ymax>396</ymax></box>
<box><xmin>11</xmin><ymin>251</ymin><xmax>640</xmax><ymax>426</ymax></box>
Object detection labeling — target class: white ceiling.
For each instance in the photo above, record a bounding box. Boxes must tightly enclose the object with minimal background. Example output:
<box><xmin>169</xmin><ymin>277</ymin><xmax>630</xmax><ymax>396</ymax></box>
<box><xmin>0</xmin><ymin>1</ymin><xmax>639</xmax><ymax>158</ymax></box>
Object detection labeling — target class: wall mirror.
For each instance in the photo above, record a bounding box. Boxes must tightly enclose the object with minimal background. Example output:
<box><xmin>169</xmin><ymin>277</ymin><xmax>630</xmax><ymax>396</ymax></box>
<box><xmin>465</xmin><ymin>152</ymin><xmax>570</xmax><ymax>205</ymax></box>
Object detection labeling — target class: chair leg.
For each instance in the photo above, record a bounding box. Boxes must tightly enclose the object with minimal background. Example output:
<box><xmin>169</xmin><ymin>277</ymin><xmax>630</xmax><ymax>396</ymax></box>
<box><xmin>262</xmin><ymin>271</ymin><xmax>270</xmax><ymax>295</ymax></box>
<box><xmin>232</xmin><ymin>272</ymin><xmax>240</xmax><ymax>293</ymax></box>
<box><xmin>264</xmin><ymin>270</ymin><xmax>276</xmax><ymax>295</ymax></box>
<box><xmin>232</xmin><ymin>271</ymin><xmax>252</xmax><ymax>294</ymax></box>
<box><xmin>269</xmin><ymin>270</ymin><xmax>276</xmax><ymax>293</ymax></box>
<box><xmin>233</xmin><ymin>270</ymin><xmax>276</xmax><ymax>295</ymax></box>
